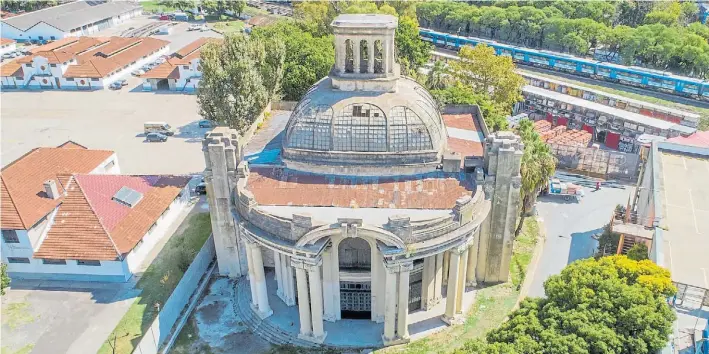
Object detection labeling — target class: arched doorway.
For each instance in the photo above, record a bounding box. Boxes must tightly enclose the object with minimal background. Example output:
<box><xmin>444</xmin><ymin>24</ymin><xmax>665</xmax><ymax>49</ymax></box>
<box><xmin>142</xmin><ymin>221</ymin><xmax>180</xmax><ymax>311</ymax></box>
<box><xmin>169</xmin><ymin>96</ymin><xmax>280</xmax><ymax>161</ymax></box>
<box><xmin>338</xmin><ymin>237</ymin><xmax>371</xmax><ymax>319</ymax></box>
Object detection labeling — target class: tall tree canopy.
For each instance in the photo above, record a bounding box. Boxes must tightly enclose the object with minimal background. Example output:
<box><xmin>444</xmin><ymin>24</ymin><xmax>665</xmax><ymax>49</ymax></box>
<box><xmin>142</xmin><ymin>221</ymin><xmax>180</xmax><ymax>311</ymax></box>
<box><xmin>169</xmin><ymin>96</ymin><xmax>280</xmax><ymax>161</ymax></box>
<box><xmin>197</xmin><ymin>34</ymin><xmax>285</xmax><ymax>131</ymax></box>
<box><xmin>461</xmin><ymin>255</ymin><xmax>676</xmax><ymax>354</ymax></box>
<box><xmin>514</xmin><ymin>119</ymin><xmax>556</xmax><ymax>236</ymax></box>
<box><xmin>251</xmin><ymin>21</ymin><xmax>335</xmax><ymax>101</ymax></box>
<box><xmin>416</xmin><ymin>1</ymin><xmax>709</xmax><ymax>78</ymax></box>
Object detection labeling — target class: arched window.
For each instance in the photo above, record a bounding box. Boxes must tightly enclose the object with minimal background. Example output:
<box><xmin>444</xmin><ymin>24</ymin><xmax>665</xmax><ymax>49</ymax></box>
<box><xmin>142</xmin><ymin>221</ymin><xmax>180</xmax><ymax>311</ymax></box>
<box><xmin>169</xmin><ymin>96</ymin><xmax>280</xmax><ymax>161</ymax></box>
<box><xmin>333</xmin><ymin>103</ymin><xmax>387</xmax><ymax>152</ymax></box>
<box><xmin>374</xmin><ymin>40</ymin><xmax>383</xmax><ymax>74</ymax></box>
<box><xmin>388</xmin><ymin>106</ymin><xmax>434</xmax><ymax>151</ymax></box>
<box><xmin>345</xmin><ymin>39</ymin><xmax>354</xmax><ymax>73</ymax></box>
<box><xmin>338</xmin><ymin>238</ymin><xmax>371</xmax><ymax>270</ymax></box>
<box><xmin>287</xmin><ymin>103</ymin><xmax>333</xmax><ymax>151</ymax></box>
<box><xmin>359</xmin><ymin>40</ymin><xmax>369</xmax><ymax>74</ymax></box>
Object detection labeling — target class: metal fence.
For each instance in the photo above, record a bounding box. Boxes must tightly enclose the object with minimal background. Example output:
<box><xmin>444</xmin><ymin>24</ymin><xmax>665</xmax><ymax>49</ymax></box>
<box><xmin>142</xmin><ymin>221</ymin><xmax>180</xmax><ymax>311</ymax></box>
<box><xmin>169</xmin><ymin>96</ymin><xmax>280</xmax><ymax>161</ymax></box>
<box><xmin>132</xmin><ymin>235</ymin><xmax>216</xmax><ymax>354</ymax></box>
<box><xmin>549</xmin><ymin>143</ymin><xmax>642</xmax><ymax>181</ymax></box>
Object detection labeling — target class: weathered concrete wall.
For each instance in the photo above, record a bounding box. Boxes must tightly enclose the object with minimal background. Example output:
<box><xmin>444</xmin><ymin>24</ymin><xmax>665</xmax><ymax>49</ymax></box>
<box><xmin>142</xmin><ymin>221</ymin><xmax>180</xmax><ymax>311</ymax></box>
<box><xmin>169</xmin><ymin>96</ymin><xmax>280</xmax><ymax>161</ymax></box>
<box><xmin>476</xmin><ymin>132</ymin><xmax>523</xmax><ymax>283</ymax></box>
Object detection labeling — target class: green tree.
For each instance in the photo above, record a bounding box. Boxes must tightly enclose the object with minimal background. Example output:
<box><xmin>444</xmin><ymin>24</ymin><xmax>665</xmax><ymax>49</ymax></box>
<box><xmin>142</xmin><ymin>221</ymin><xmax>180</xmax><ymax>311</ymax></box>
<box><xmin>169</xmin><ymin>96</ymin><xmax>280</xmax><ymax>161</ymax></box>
<box><xmin>251</xmin><ymin>21</ymin><xmax>334</xmax><ymax>101</ymax></box>
<box><xmin>449</xmin><ymin>44</ymin><xmax>525</xmax><ymax>113</ymax></box>
<box><xmin>425</xmin><ymin>60</ymin><xmax>450</xmax><ymax>90</ymax></box>
<box><xmin>467</xmin><ymin>256</ymin><xmax>676</xmax><ymax>354</ymax></box>
<box><xmin>514</xmin><ymin>119</ymin><xmax>556</xmax><ymax>237</ymax></box>
<box><xmin>627</xmin><ymin>242</ymin><xmax>649</xmax><ymax>261</ymax></box>
<box><xmin>293</xmin><ymin>1</ymin><xmax>337</xmax><ymax>36</ymax></box>
<box><xmin>1</xmin><ymin>263</ymin><xmax>9</xmax><ymax>296</ymax></box>
<box><xmin>395</xmin><ymin>16</ymin><xmax>432</xmax><ymax>75</ymax></box>
<box><xmin>197</xmin><ymin>35</ymin><xmax>284</xmax><ymax>131</ymax></box>
<box><xmin>159</xmin><ymin>0</ymin><xmax>195</xmax><ymax>12</ymax></box>
<box><xmin>596</xmin><ymin>223</ymin><xmax>621</xmax><ymax>257</ymax></box>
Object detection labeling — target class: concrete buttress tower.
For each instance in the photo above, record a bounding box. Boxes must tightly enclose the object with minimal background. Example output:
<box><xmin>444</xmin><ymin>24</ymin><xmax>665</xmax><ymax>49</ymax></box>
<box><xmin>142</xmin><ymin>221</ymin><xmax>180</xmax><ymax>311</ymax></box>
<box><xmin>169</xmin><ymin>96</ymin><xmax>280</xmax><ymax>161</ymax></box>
<box><xmin>203</xmin><ymin>127</ymin><xmax>247</xmax><ymax>277</ymax></box>
<box><xmin>476</xmin><ymin>132</ymin><xmax>524</xmax><ymax>283</ymax></box>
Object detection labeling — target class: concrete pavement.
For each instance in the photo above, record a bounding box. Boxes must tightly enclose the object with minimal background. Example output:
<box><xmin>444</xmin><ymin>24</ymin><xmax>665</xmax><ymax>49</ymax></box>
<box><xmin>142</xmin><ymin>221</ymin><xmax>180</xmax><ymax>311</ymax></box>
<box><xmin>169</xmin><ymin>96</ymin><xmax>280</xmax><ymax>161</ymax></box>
<box><xmin>528</xmin><ymin>173</ymin><xmax>632</xmax><ymax>298</ymax></box>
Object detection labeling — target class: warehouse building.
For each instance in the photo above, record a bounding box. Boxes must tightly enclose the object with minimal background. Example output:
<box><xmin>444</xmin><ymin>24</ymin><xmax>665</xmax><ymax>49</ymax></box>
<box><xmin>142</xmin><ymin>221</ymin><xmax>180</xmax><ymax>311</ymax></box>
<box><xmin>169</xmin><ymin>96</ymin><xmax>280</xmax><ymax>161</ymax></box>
<box><xmin>141</xmin><ymin>37</ymin><xmax>220</xmax><ymax>92</ymax></box>
<box><xmin>0</xmin><ymin>36</ymin><xmax>169</xmax><ymax>90</ymax></box>
<box><xmin>0</xmin><ymin>1</ymin><xmax>142</xmax><ymax>42</ymax></box>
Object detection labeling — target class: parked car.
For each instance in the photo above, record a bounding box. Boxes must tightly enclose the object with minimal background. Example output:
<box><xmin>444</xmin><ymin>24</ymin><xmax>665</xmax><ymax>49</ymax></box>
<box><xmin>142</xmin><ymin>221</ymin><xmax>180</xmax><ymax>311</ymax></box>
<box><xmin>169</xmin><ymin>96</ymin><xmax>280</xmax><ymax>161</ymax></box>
<box><xmin>188</xmin><ymin>24</ymin><xmax>201</xmax><ymax>31</ymax></box>
<box><xmin>132</xmin><ymin>69</ymin><xmax>146</xmax><ymax>76</ymax></box>
<box><xmin>109</xmin><ymin>81</ymin><xmax>123</xmax><ymax>90</ymax></box>
<box><xmin>198</xmin><ymin>119</ymin><xmax>213</xmax><ymax>128</ymax></box>
<box><xmin>199</xmin><ymin>25</ymin><xmax>209</xmax><ymax>32</ymax></box>
<box><xmin>159</xmin><ymin>15</ymin><xmax>170</xmax><ymax>20</ymax></box>
<box><xmin>146</xmin><ymin>132</ymin><xmax>168</xmax><ymax>142</ymax></box>
<box><xmin>2</xmin><ymin>53</ymin><xmax>12</xmax><ymax>59</ymax></box>
<box><xmin>118</xmin><ymin>79</ymin><xmax>128</xmax><ymax>86</ymax></box>
<box><xmin>155</xmin><ymin>57</ymin><xmax>166</xmax><ymax>64</ymax></box>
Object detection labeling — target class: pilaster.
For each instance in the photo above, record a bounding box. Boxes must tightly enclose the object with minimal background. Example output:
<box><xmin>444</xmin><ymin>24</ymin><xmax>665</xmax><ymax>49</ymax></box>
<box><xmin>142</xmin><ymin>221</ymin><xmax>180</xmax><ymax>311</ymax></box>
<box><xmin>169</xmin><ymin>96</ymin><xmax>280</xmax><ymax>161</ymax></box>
<box><xmin>442</xmin><ymin>248</ymin><xmax>462</xmax><ymax>325</ymax></box>
<box><xmin>434</xmin><ymin>253</ymin><xmax>444</xmax><ymax>304</ymax></box>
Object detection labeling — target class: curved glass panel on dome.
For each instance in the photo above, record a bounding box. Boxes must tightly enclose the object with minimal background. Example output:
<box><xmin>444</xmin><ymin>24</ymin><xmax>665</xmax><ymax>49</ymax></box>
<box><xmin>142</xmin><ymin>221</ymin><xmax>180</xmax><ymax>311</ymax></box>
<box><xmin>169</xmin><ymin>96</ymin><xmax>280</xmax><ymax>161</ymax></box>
<box><xmin>389</xmin><ymin>106</ymin><xmax>434</xmax><ymax>151</ymax></box>
<box><xmin>333</xmin><ymin>103</ymin><xmax>387</xmax><ymax>152</ymax></box>
<box><xmin>287</xmin><ymin>104</ymin><xmax>334</xmax><ymax>151</ymax></box>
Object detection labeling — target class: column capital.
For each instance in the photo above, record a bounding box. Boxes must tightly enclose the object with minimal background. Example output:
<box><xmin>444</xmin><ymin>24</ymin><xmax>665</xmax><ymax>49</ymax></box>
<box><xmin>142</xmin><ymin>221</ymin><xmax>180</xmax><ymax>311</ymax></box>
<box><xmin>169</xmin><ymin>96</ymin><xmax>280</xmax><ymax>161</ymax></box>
<box><xmin>291</xmin><ymin>258</ymin><xmax>322</xmax><ymax>270</ymax></box>
<box><xmin>384</xmin><ymin>260</ymin><xmax>413</xmax><ymax>273</ymax></box>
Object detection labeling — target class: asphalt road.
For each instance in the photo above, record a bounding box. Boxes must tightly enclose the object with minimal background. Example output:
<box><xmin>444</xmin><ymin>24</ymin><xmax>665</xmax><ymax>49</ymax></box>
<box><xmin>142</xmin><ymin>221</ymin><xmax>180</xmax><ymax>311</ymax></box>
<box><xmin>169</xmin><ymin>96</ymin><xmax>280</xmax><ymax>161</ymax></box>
<box><xmin>527</xmin><ymin>172</ymin><xmax>633</xmax><ymax>298</ymax></box>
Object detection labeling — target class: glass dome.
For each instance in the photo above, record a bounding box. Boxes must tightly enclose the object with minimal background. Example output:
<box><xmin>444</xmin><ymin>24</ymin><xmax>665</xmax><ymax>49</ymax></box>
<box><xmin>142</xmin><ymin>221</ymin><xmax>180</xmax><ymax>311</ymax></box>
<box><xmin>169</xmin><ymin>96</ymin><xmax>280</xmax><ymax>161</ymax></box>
<box><xmin>284</xmin><ymin>77</ymin><xmax>446</xmax><ymax>156</ymax></box>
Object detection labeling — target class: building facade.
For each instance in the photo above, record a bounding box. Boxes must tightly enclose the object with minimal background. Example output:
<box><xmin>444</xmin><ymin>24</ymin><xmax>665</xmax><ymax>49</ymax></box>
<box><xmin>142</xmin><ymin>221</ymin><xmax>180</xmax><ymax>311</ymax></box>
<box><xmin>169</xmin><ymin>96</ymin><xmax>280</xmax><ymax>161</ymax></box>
<box><xmin>0</xmin><ymin>142</ymin><xmax>192</xmax><ymax>282</ymax></box>
<box><xmin>203</xmin><ymin>15</ymin><xmax>523</xmax><ymax>346</ymax></box>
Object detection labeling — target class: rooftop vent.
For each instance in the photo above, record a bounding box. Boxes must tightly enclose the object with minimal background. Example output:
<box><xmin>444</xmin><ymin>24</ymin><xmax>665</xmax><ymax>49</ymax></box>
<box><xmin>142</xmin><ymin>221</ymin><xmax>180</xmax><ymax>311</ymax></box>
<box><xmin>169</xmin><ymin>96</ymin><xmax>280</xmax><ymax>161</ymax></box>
<box><xmin>112</xmin><ymin>186</ymin><xmax>143</xmax><ymax>208</ymax></box>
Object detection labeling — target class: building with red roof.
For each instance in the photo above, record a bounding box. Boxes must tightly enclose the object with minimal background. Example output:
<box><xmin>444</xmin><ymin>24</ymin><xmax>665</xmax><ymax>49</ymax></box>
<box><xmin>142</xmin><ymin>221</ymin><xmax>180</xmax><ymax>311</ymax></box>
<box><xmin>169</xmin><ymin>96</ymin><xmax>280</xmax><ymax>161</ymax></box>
<box><xmin>140</xmin><ymin>37</ymin><xmax>220</xmax><ymax>92</ymax></box>
<box><xmin>1</xmin><ymin>142</ymin><xmax>192</xmax><ymax>282</ymax></box>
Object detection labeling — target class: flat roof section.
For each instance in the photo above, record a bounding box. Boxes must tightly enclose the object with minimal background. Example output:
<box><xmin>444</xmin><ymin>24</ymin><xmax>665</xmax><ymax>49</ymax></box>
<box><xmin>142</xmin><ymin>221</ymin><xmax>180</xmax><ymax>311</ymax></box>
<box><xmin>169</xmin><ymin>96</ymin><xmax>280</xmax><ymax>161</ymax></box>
<box><xmin>524</xmin><ymin>85</ymin><xmax>696</xmax><ymax>134</ymax></box>
<box><xmin>658</xmin><ymin>151</ymin><xmax>709</xmax><ymax>289</ymax></box>
<box><xmin>443</xmin><ymin>113</ymin><xmax>485</xmax><ymax>158</ymax></box>
<box><xmin>1</xmin><ymin>1</ymin><xmax>141</xmax><ymax>32</ymax></box>
<box><xmin>522</xmin><ymin>71</ymin><xmax>700</xmax><ymax>120</ymax></box>
<box><xmin>246</xmin><ymin>167</ymin><xmax>475</xmax><ymax>210</ymax></box>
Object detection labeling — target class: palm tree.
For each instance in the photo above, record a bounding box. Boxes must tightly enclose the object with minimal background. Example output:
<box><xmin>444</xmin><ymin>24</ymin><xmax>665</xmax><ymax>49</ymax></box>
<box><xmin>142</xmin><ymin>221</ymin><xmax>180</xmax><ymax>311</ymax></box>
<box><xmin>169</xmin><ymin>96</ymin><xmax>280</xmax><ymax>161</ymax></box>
<box><xmin>515</xmin><ymin>119</ymin><xmax>556</xmax><ymax>237</ymax></box>
<box><xmin>425</xmin><ymin>60</ymin><xmax>451</xmax><ymax>90</ymax></box>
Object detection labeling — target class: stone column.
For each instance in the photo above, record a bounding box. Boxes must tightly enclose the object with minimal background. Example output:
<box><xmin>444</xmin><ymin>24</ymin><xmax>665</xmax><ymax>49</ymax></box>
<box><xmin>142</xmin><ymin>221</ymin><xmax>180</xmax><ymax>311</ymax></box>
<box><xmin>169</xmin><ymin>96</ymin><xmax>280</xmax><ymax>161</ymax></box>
<box><xmin>336</xmin><ymin>37</ymin><xmax>346</xmax><ymax>73</ymax></box>
<box><xmin>274</xmin><ymin>250</ymin><xmax>284</xmax><ymax>300</ymax></box>
<box><xmin>421</xmin><ymin>255</ymin><xmax>436</xmax><ymax>310</ymax></box>
<box><xmin>397</xmin><ymin>262</ymin><xmax>413</xmax><ymax>341</ymax></box>
<box><xmin>295</xmin><ymin>266</ymin><xmax>313</xmax><ymax>338</ymax></box>
<box><xmin>466</xmin><ymin>242</ymin><xmax>478</xmax><ymax>287</ymax></box>
<box><xmin>442</xmin><ymin>249</ymin><xmax>461</xmax><ymax>325</ymax></box>
<box><xmin>282</xmin><ymin>254</ymin><xmax>296</xmax><ymax>306</ymax></box>
<box><xmin>456</xmin><ymin>247</ymin><xmax>469</xmax><ymax>315</ymax></box>
<box><xmin>434</xmin><ymin>253</ymin><xmax>444</xmax><ymax>304</ymax></box>
<box><xmin>322</xmin><ymin>247</ymin><xmax>338</xmax><ymax>322</ymax></box>
<box><xmin>372</xmin><ymin>248</ymin><xmax>385</xmax><ymax>323</ymax></box>
<box><xmin>383</xmin><ymin>36</ymin><xmax>391</xmax><ymax>74</ymax></box>
<box><xmin>250</xmin><ymin>243</ymin><xmax>272</xmax><ymax>319</ymax></box>
<box><xmin>353</xmin><ymin>37</ymin><xmax>361</xmax><ymax>73</ymax></box>
<box><xmin>245</xmin><ymin>240</ymin><xmax>258</xmax><ymax>308</ymax></box>
<box><xmin>382</xmin><ymin>264</ymin><xmax>398</xmax><ymax>344</ymax></box>
<box><xmin>442</xmin><ymin>251</ymin><xmax>450</xmax><ymax>285</ymax></box>
<box><xmin>307</xmin><ymin>263</ymin><xmax>327</xmax><ymax>343</ymax></box>
<box><xmin>367</xmin><ymin>39</ymin><xmax>375</xmax><ymax>73</ymax></box>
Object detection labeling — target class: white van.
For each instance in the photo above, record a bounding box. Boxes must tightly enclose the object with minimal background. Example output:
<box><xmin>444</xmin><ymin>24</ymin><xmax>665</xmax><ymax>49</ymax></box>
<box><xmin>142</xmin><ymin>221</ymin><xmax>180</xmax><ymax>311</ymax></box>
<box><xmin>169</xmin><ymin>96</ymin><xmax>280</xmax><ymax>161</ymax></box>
<box><xmin>144</xmin><ymin>122</ymin><xmax>175</xmax><ymax>136</ymax></box>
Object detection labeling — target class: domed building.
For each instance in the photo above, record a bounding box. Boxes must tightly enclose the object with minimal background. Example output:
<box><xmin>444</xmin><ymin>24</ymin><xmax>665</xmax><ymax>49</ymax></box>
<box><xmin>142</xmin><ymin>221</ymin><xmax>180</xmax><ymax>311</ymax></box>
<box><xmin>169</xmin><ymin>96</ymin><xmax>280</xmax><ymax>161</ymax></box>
<box><xmin>202</xmin><ymin>14</ymin><xmax>524</xmax><ymax>348</ymax></box>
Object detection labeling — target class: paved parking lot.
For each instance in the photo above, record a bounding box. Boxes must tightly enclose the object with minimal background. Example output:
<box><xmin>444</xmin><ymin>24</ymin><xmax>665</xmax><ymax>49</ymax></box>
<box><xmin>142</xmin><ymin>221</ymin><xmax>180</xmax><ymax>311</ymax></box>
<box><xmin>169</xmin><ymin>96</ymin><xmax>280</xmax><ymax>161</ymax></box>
<box><xmin>1</xmin><ymin>89</ymin><xmax>207</xmax><ymax>174</ymax></box>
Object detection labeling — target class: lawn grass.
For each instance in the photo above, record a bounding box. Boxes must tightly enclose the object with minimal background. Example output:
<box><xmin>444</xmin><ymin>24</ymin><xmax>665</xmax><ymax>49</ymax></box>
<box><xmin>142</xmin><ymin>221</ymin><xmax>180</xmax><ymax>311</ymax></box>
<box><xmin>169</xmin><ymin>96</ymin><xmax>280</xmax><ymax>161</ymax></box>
<box><xmin>380</xmin><ymin>218</ymin><xmax>541</xmax><ymax>354</ymax></box>
<box><xmin>208</xmin><ymin>16</ymin><xmax>245</xmax><ymax>34</ymax></box>
<box><xmin>1</xmin><ymin>302</ymin><xmax>37</xmax><ymax>331</ymax></box>
<box><xmin>518</xmin><ymin>69</ymin><xmax>709</xmax><ymax>131</ymax></box>
<box><xmin>140</xmin><ymin>0</ymin><xmax>176</xmax><ymax>13</ymax></box>
<box><xmin>97</xmin><ymin>212</ymin><xmax>212</xmax><ymax>354</ymax></box>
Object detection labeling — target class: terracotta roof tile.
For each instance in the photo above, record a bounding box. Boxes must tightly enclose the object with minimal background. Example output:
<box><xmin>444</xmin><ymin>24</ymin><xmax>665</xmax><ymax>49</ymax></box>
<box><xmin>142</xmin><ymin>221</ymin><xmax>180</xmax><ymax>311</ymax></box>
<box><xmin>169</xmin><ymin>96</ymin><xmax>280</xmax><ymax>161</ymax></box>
<box><xmin>443</xmin><ymin>113</ymin><xmax>481</xmax><ymax>131</ymax></box>
<box><xmin>0</xmin><ymin>142</ymin><xmax>113</xmax><ymax>230</ymax></box>
<box><xmin>64</xmin><ymin>37</ymin><xmax>170</xmax><ymax>78</ymax></box>
<box><xmin>0</xmin><ymin>60</ymin><xmax>22</xmax><ymax>77</ymax></box>
<box><xmin>0</xmin><ymin>179</ymin><xmax>23</xmax><ymax>230</ymax></box>
<box><xmin>1</xmin><ymin>38</ymin><xmax>15</xmax><ymax>46</ymax></box>
<box><xmin>447</xmin><ymin>137</ymin><xmax>484</xmax><ymax>158</ymax></box>
<box><xmin>141</xmin><ymin>61</ymin><xmax>179</xmax><ymax>79</ymax></box>
<box><xmin>35</xmin><ymin>177</ymin><xmax>118</xmax><ymax>260</ymax></box>
<box><xmin>246</xmin><ymin>167</ymin><xmax>475</xmax><ymax>209</ymax></box>
<box><xmin>34</xmin><ymin>174</ymin><xmax>191</xmax><ymax>260</ymax></box>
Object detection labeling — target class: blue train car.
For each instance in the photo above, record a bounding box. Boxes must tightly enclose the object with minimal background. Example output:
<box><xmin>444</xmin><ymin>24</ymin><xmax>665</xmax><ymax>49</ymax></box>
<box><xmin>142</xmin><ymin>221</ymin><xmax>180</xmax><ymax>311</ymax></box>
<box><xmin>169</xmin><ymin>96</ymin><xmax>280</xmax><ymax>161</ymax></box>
<box><xmin>420</xmin><ymin>29</ymin><xmax>709</xmax><ymax>101</ymax></box>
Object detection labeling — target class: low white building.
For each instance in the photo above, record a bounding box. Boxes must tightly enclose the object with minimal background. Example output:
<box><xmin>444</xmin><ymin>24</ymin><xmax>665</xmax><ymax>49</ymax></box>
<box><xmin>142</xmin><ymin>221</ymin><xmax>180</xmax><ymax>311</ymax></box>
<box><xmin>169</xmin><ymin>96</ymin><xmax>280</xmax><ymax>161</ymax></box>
<box><xmin>0</xmin><ymin>1</ymin><xmax>142</xmax><ymax>42</ymax></box>
<box><xmin>141</xmin><ymin>37</ymin><xmax>219</xmax><ymax>92</ymax></box>
<box><xmin>0</xmin><ymin>141</ymin><xmax>192</xmax><ymax>282</ymax></box>
<box><xmin>0</xmin><ymin>38</ymin><xmax>16</xmax><ymax>55</ymax></box>
<box><xmin>0</xmin><ymin>36</ymin><xmax>169</xmax><ymax>90</ymax></box>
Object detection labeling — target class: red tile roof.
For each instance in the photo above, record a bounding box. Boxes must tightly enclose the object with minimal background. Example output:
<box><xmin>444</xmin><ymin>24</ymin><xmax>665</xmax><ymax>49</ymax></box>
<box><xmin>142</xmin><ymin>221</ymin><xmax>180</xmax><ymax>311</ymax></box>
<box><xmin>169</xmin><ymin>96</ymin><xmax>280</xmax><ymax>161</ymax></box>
<box><xmin>141</xmin><ymin>38</ymin><xmax>220</xmax><ymax>79</ymax></box>
<box><xmin>667</xmin><ymin>131</ymin><xmax>709</xmax><ymax>148</ymax></box>
<box><xmin>1</xmin><ymin>142</ymin><xmax>114</xmax><ymax>230</ymax></box>
<box><xmin>0</xmin><ymin>60</ymin><xmax>22</xmax><ymax>77</ymax></box>
<box><xmin>0</xmin><ymin>38</ymin><xmax>15</xmax><ymax>46</ymax></box>
<box><xmin>63</xmin><ymin>37</ymin><xmax>170</xmax><ymax>78</ymax></box>
<box><xmin>447</xmin><ymin>137</ymin><xmax>484</xmax><ymax>158</ymax></box>
<box><xmin>35</xmin><ymin>174</ymin><xmax>191</xmax><ymax>260</ymax></box>
<box><xmin>443</xmin><ymin>113</ymin><xmax>481</xmax><ymax>131</ymax></box>
<box><xmin>246</xmin><ymin>167</ymin><xmax>475</xmax><ymax>209</ymax></box>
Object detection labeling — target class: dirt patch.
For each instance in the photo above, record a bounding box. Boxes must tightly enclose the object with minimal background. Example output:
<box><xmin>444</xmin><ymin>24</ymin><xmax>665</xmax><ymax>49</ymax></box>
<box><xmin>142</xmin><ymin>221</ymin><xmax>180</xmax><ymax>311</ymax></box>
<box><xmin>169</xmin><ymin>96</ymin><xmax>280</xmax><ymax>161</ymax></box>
<box><xmin>198</xmin><ymin>301</ymin><xmax>227</xmax><ymax>325</ymax></box>
<box><xmin>219</xmin><ymin>331</ymin><xmax>272</xmax><ymax>354</ymax></box>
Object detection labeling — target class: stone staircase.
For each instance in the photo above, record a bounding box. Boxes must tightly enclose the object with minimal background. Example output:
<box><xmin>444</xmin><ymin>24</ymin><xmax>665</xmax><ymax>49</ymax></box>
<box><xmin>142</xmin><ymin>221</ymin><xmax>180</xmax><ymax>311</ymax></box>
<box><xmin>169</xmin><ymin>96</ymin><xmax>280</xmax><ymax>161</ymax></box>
<box><xmin>232</xmin><ymin>278</ymin><xmax>380</xmax><ymax>352</ymax></box>
<box><xmin>232</xmin><ymin>278</ymin><xmax>323</xmax><ymax>349</ymax></box>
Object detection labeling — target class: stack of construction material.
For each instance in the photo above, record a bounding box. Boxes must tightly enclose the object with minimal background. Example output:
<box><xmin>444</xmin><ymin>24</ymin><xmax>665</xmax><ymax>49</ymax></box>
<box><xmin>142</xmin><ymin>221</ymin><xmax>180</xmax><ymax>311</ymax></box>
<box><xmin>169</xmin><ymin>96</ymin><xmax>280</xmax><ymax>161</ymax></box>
<box><xmin>533</xmin><ymin>120</ymin><xmax>551</xmax><ymax>133</ymax></box>
<box><xmin>546</xmin><ymin>129</ymin><xmax>593</xmax><ymax>147</ymax></box>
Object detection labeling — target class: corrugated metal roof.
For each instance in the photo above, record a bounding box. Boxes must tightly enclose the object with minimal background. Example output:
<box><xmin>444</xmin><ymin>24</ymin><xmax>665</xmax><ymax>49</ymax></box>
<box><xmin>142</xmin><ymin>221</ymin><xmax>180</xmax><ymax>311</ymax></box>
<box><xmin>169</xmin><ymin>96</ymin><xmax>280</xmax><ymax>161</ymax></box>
<box><xmin>1</xmin><ymin>1</ymin><xmax>141</xmax><ymax>32</ymax></box>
